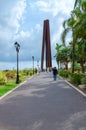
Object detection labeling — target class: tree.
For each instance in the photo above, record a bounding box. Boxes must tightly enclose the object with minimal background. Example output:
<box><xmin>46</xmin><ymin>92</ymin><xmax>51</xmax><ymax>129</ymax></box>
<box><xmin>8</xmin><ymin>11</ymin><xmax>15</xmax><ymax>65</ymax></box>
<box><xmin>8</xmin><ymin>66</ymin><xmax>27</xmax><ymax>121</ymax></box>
<box><xmin>76</xmin><ymin>41</ymin><xmax>86</xmax><ymax>73</ymax></box>
<box><xmin>74</xmin><ymin>0</ymin><xmax>86</xmax><ymax>11</ymax></box>
<box><xmin>55</xmin><ymin>43</ymin><xmax>62</xmax><ymax>69</ymax></box>
<box><xmin>61</xmin><ymin>12</ymin><xmax>76</xmax><ymax>73</ymax></box>
<box><xmin>55</xmin><ymin>44</ymin><xmax>71</xmax><ymax>70</ymax></box>
<box><xmin>60</xmin><ymin>0</ymin><xmax>86</xmax><ymax>73</ymax></box>
<box><xmin>74</xmin><ymin>0</ymin><xmax>81</xmax><ymax>9</ymax></box>
<box><xmin>72</xmin><ymin>6</ymin><xmax>86</xmax><ymax>73</ymax></box>
<box><xmin>61</xmin><ymin>4</ymin><xmax>86</xmax><ymax>73</ymax></box>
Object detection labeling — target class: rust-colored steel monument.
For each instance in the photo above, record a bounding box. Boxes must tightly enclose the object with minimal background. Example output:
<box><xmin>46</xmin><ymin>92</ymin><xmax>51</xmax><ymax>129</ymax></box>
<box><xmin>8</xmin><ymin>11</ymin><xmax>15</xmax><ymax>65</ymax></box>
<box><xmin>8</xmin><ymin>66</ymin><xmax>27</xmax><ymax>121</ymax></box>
<box><xmin>41</xmin><ymin>19</ymin><xmax>52</xmax><ymax>71</ymax></box>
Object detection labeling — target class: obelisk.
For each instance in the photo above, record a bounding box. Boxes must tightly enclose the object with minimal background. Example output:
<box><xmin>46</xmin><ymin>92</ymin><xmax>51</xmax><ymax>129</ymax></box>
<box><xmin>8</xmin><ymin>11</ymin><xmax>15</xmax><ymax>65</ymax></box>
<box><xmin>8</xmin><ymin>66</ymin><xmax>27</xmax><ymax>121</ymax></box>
<box><xmin>41</xmin><ymin>19</ymin><xmax>52</xmax><ymax>71</ymax></box>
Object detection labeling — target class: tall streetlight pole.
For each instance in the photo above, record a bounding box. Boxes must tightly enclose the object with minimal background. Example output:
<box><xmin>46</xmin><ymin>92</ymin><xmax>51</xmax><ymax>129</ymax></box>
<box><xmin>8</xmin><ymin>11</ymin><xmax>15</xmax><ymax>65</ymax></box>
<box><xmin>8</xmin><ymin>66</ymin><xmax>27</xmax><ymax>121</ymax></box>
<box><xmin>14</xmin><ymin>42</ymin><xmax>20</xmax><ymax>84</ymax></box>
<box><xmin>32</xmin><ymin>56</ymin><xmax>34</xmax><ymax>74</ymax></box>
<box><xmin>37</xmin><ymin>60</ymin><xmax>39</xmax><ymax>73</ymax></box>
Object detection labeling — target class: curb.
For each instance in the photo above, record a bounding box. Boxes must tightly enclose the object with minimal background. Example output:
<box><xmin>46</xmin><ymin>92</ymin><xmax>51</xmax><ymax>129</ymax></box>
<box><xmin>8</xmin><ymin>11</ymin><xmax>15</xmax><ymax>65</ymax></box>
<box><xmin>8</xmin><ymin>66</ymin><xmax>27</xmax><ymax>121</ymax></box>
<box><xmin>65</xmin><ymin>80</ymin><xmax>86</xmax><ymax>97</ymax></box>
<box><xmin>58</xmin><ymin>76</ymin><xmax>86</xmax><ymax>97</ymax></box>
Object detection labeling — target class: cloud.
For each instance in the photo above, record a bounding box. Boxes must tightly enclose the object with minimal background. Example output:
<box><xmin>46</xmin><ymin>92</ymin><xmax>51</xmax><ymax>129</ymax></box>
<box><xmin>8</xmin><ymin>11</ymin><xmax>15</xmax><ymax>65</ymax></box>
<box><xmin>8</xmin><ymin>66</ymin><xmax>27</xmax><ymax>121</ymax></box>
<box><xmin>0</xmin><ymin>0</ymin><xmax>26</xmax><ymax>42</ymax></box>
<box><xmin>9</xmin><ymin>0</ymin><xmax>26</xmax><ymax>33</ymax></box>
<box><xmin>51</xmin><ymin>17</ymin><xmax>64</xmax><ymax>44</ymax></box>
<box><xmin>0</xmin><ymin>0</ymin><xmax>26</xmax><ymax>33</ymax></box>
<box><xmin>35</xmin><ymin>24</ymin><xmax>42</xmax><ymax>32</ymax></box>
<box><xmin>14</xmin><ymin>29</ymin><xmax>33</xmax><ymax>41</ymax></box>
<box><xmin>0</xmin><ymin>0</ymin><xmax>75</xmax><ymax>63</ymax></box>
<box><xmin>0</xmin><ymin>0</ymin><xmax>27</xmax><ymax>61</ymax></box>
<box><xmin>30</xmin><ymin>0</ymin><xmax>75</xmax><ymax>17</ymax></box>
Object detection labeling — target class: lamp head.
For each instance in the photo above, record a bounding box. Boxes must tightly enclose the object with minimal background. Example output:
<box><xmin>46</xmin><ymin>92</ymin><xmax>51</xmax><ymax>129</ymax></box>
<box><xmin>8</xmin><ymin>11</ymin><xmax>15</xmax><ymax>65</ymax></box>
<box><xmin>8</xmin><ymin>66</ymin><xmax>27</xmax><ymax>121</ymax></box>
<box><xmin>14</xmin><ymin>42</ymin><xmax>20</xmax><ymax>52</ymax></box>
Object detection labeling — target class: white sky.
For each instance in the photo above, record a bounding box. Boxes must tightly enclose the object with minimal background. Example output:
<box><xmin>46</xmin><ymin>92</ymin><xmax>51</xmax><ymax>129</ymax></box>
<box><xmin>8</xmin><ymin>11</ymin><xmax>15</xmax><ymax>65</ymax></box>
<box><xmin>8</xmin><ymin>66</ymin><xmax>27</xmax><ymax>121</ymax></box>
<box><xmin>0</xmin><ymin>0</ymin><xmax>75</xmax><ymax>62</ymax></box>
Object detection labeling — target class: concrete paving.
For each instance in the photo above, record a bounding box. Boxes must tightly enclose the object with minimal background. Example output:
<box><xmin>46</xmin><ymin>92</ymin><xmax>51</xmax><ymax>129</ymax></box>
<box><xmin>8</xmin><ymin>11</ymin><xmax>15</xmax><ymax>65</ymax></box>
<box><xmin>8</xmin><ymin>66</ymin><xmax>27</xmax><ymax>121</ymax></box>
<box><xmin>0</xmin><ymin>72</ymin><xmax>86</xmax><ymax>130</ymax></box>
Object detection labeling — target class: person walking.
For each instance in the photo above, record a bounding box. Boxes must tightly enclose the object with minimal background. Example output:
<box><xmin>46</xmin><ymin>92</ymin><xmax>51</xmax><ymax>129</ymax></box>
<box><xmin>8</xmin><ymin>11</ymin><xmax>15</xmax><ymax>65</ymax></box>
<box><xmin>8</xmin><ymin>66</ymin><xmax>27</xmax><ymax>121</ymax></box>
<box><xmin>52</xmin><ymin>67</ymin><xmax>58</xmax><ymax>80</ymax></box>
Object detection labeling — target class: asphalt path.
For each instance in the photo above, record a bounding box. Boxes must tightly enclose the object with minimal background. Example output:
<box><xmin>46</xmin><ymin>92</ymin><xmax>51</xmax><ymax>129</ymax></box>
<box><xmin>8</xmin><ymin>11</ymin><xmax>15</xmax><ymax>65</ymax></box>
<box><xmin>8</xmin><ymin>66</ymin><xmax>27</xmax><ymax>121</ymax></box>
<box><xmin>0</xmin><ymin>72</ymin><xmax>86</xmax><ymax>130</ymax></box>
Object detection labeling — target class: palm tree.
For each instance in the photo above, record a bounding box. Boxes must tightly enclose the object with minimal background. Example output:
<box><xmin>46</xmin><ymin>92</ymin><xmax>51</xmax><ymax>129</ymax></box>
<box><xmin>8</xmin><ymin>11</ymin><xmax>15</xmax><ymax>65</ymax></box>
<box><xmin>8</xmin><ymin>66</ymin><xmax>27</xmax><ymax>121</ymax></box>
<box><xmin>61</xmin><ymin>3</ymin><xmax>86</xmax><ymax>73</ymax></box>
<box><xmin>61</xmin><ymin>12</ymin><xmax>77</xmax><ymax>73</ymax></box>
<box><xmin>74</xmin><ymin>0</ymin><xmax>81</xmax><ymax>9</ymax></box>
<box><xmin>72</xmin><ymin>7</ymin><xmax>86</xmax><ymax>72</ymax></box>
<box><xmin>55</xmin><ymin>43</ymin><xmax>62</xmax><ymax>69</ymax></box>
<box><xmin>77</xmin><ymin>41</ymin><xmax>86</xmax><ymax>73</ymax></box>
<box><xmin>74</xmin><ymin>0</ymin><xmax>86</xmax><ymax>11</ymax></box>
<box><xmin>55</xmin><ymin>44</ymin><xmax>71</xmax><ymax>70</ymax></box>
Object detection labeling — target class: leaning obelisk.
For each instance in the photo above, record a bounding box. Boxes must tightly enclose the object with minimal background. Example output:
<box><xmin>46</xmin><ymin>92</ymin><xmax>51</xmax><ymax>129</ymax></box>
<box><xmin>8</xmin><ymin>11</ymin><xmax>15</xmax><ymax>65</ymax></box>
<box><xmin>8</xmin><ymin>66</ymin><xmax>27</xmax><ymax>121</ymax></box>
<box><xmin>41</xmin><ymin>19</ymin><xmax>52</xmax><ymax>71</ymax></box>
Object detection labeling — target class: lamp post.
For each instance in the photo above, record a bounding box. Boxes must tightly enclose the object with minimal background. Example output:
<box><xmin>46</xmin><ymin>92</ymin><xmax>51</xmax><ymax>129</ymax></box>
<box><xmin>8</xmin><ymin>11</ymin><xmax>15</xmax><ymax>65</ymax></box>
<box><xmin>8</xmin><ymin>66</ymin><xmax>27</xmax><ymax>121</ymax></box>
<box><xmin>32</xmin><ymin>56</ymin><xmax>34</xmax><ymax>74</ymax></box>
<box><xmin>14</xmin><ymin>42</ymin><xmax>20</xmax><ymax>84</ymax></box>
<box><xmin>37</xmin><ymin>60</ymin><xmax>39</xmax><ymax>73</ymax></box>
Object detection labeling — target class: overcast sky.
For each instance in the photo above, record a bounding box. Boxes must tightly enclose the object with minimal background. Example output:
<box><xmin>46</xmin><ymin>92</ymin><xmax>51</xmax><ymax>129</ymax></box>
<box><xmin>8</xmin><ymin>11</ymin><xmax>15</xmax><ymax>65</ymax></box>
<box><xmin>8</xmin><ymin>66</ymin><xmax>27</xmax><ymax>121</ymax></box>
<box><xmin>0</xmin><ymin>0</ymin><xmax>75</xmax><ymax>62</ymax></box>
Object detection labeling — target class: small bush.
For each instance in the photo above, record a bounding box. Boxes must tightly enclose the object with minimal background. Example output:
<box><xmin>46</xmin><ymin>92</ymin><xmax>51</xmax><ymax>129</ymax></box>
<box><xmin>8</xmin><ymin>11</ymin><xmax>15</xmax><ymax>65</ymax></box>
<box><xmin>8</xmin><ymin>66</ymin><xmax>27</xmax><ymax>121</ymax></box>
<box><xmin>34</xmin><ymin>68</ymin><xmax>37</xmax><ymax>74</ymax></box>
<box><xmin>22</xmin><ymin>69</ymin><xmax>29</xmax><ymax>76</ymax></box>
<box><xmin>74</xmin><ymin>62</ymin><xmax>80</xmax><ymax>71</ymax></box>
<box><xmin>69</xmin><ymin>73</ymin><xmax>81</xmax><ymax>85</ymax></box>
<box><xmin>6</xmin><ymin>71</ymin><xmax>15</xmax><ymax>79</ymax></box>
<box><xmin>0</xmin><ymin>71</ymin><xmax>7</xmax><ymax>85</ymax></box>
<box><xmin>29</xmin><ymin>72</ymin><xmax>32</xmax><ymax>76</ymax></box>
<box><xmin>58</xmin><ymin>70</ymin><xmax>69</xmax><ymax>78</ymax></box>
<box><xmin>29</xmin><ymin>69</ymin><xmax>33</xmax><ymax>76</ymax></box>
<box><xmin>81</xmin><ymin>74</ymin><xmax>86</xmax><ymax>84</ymax></box>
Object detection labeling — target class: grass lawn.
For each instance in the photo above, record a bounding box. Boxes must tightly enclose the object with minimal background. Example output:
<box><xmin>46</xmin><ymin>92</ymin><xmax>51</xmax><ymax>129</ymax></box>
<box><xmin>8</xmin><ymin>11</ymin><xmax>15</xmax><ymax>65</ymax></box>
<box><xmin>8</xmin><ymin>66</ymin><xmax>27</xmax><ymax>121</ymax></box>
<box><xmin>0</xmin><ymin>69</ymin><xmax>37</xmax><ymax>97</ymax></box>
<box><xmin>0</xmin><ymin>75</ymin><xmax>30</xmax><ymax>97</ymax></box>
<box><xmin>0</xmin><ymin>81</ymin><xmax>16</xmax><ymax>96</ymax></box>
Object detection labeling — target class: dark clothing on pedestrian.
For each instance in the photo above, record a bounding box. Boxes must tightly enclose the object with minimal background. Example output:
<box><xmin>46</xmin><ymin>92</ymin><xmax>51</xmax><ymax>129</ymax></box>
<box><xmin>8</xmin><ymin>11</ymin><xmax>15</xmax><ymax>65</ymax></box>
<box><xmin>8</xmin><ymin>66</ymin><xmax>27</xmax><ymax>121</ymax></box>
<box><xmin>52</xmin><ymin>67</ymin><xmax>58</xmax><ymax>80</ymax></box>
<box><xmin>53</xmin><ymin>68</ymin><xmax>57</xmax><ymax>75</ymax></box>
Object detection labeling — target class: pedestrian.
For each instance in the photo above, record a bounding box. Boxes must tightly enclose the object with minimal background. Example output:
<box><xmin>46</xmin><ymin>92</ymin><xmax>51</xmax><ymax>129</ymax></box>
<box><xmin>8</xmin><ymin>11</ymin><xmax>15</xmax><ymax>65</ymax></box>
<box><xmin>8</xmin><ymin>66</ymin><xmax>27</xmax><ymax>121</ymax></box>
<box><xmin>52</xmin><ymin>67</ymin><xmax>58</xmax><ymax>80</ymax></box>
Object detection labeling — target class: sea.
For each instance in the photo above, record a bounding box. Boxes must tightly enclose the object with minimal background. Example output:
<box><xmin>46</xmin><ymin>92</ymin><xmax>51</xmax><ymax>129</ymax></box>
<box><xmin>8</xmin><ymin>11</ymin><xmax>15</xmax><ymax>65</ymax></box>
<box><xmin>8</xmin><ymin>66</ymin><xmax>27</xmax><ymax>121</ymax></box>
<box><xmin>0</xmin><ymin>60</ymin><xmax>57</xmax><ymax>70</ymax></box>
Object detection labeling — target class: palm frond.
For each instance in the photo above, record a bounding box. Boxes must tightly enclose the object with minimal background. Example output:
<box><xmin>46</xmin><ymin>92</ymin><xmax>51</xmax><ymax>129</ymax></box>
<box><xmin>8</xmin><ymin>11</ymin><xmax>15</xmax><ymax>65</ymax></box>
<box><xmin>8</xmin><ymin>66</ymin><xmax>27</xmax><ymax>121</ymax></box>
<box><xmin>74</xmin><ymin>0</ymin><xmax>81</xmax><ymax>9</ymax></box>
<box><xmin>61</xmin><ymin>28</ymin><xmax>71</xmax><ymax>45</ymax></box>
<box><xmin>63</xmin><ymin>20</ymin><xmax>67</xmax><ymax>28</ymax></box>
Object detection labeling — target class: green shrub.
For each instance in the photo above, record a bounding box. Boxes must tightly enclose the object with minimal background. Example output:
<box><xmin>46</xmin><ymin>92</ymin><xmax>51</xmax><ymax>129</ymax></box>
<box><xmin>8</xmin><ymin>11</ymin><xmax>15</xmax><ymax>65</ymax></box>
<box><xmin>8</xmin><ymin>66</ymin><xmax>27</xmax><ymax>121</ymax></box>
<box><xmin>29</xmin><ymin>72</ymin><xmax>32</xmax><ymax>76</ymax></box>
<box><xmin>69</xmin><ymin>73</ymin><xmax>81</xmax><ymax>85</ymax></box>
<box><xmin>74</xmin><ymin>62</ymin><xmax>80</xmax><ymax>71</ymax></box>
<box><xmin>21</xmin><ymin>69</ymin><xmax>29</xmax><ymax>76</ymax></box>
<box><xmin>58</xmin><ymin>70</ymin><xmax>69</xmax><ymax>78</ymax></box>
<box><xmin>29</xmin><ymin>69</ymin><xmax>33</xmax><ymax>76</ymax></box>
<box><xmin>34</xmin><ymin>68</ymin><xmax>37</xmax><ymax>74</ymax></box>
<box><xmin>81</xmin><ymin>74</ymin><xmax>86</xmax><ymax>84</ymax></box>
<box><xmin>6</xmin><ymin>71</ymin><xmax>15</xmax><ymax>79</ymax></box>
<box><xmin>0</xmin><ymin>71</ymin><xmax>7</xmax><ymax>85</ymax></box>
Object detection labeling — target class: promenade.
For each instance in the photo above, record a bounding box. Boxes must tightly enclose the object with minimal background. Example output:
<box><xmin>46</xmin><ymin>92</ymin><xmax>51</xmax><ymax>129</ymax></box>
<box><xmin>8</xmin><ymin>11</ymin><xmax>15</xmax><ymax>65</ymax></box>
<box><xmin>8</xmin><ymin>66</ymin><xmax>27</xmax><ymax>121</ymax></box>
<box><xmin>0</xmin><ymin>72</ymin><xmax>86</xmax><ymax>130</ymax></box>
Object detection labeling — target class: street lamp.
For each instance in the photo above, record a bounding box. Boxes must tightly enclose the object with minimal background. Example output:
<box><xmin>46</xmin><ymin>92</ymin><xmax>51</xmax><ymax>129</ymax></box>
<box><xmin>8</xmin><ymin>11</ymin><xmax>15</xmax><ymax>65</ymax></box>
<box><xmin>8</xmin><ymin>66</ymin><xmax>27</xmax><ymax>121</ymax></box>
<box><xmin>37</xmin><ymin>60</ymin><xmax>39</xmax><ymax>73</ymax></box>
<box><xmin>14</xmin><ymin>42</ymin><xmax>20</xmax><ymax>84</ymax></box>
<box><xmin>32</xmin><ymin>56</ymin><xmax>34</xmax><ymax>74</ymax></box>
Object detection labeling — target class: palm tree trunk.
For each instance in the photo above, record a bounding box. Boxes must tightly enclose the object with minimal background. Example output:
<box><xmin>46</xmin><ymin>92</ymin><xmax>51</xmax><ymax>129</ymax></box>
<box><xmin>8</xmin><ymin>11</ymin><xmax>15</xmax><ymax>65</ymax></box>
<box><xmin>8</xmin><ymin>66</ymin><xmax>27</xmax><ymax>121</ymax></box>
<box><xmin>80</xmin><ymin>60</ymin><xmax>85</xmax><ymax>73</ymax></box>
<box><xmin>57</xmin><ymin>60</ymin><xmax>59</xmax><ymax>70</ymax></box>
<box><xmin>65</xmin><ymin>63</ymin><xmax>68</xmax><ymax>70</ymax></box>
<box><xmin>65</xmin><ymin>59</ymin><xmax>68</xmax><ymax>70</ymax></box>
<box><xmin>72</xmin><ymin>42</ymin><xmax>75</xmax><ymax>73</ymax></box>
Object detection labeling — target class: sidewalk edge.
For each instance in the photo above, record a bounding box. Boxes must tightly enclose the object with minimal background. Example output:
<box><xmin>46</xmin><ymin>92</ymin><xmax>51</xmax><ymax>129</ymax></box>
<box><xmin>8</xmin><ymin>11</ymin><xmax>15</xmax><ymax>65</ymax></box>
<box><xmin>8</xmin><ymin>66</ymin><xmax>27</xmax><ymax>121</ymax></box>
<box><xmin>65</xmin><ymin>80</ymin><xmax>86</xmax><ymax>97</ymax></box>
<box><xmin>59</xmin><ymin>76</ymin><xmax>86</xmax><ymax>97</ymax></box>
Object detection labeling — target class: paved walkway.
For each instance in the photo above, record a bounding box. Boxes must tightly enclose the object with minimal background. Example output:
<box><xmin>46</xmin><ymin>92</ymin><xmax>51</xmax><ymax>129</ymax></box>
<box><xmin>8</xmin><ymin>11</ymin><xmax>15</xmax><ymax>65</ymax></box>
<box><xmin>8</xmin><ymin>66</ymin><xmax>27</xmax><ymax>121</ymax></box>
<box><xmin>0</xmin><ymin>72</ymin><xmax>86</xmax><ymax>130</ymax></box>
